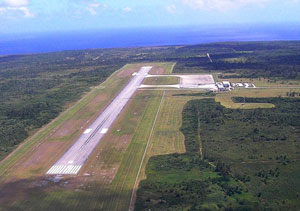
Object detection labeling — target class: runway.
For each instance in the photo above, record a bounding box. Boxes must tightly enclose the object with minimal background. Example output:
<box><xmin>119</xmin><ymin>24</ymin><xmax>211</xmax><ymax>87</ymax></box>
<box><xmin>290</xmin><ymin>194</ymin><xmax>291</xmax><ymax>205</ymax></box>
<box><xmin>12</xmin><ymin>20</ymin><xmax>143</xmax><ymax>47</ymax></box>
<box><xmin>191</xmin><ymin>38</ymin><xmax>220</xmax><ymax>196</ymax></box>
<box><xmin>47</xmin><ymin>66</ymin><xmax>152</xmax><ymax>175</ymax></box>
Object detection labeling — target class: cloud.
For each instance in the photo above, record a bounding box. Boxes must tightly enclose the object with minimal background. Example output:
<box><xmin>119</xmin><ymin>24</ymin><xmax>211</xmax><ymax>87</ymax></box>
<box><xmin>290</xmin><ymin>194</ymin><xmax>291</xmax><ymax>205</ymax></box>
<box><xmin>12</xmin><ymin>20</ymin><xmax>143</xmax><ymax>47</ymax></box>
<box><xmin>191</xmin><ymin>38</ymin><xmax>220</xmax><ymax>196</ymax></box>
<box><xmin>88</xmin><ymin>3</ymin><xmax>99</xmax><ymax>8</ymax></box>
<box><xmin>166</xmin><ymin>4</ymin><xmax>176</xmax><ymax>13</ymax></box>
<box><xmin>86</xmin><ymin>3</ymin><xmax>108</xmax><ymax>16</ymax></box>
<box><xmin>182</xmin><ymin>0</ymin><xmax>271</xmax><ymax>11</ymax></box>
<box><xmin>0</xmin><ymin>0</ymin><xmax>33</xmax><ymax>17</ymax></box>
<box><xmin>87</xmin><ymin>7</ymin><xmax>96</xmax><ymax>15</ymax></box>
<box><xmin>86</xmin><ymin>3</ymin><xmax>99</xmax><ymax>15</ymax></box>
<box><xmin>122</xmin><ymin>7</ymin><xmax>132</xmax><ymax>12</ymax></box>
<box><xmin>1</xmin><ymin>0</ymin><xmax>28</xmax><ymax>7</ymax></box>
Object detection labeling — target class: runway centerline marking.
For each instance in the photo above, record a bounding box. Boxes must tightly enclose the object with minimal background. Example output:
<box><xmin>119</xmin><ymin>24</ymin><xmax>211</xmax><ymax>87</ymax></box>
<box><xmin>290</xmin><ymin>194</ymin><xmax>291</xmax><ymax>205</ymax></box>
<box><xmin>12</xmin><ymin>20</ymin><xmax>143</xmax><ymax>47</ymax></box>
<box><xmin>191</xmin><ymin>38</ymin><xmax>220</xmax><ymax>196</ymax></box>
<box><xmin>83</xmin><ymin>129</ymin><xmax>92</xmax><ymax>134</ymax></box>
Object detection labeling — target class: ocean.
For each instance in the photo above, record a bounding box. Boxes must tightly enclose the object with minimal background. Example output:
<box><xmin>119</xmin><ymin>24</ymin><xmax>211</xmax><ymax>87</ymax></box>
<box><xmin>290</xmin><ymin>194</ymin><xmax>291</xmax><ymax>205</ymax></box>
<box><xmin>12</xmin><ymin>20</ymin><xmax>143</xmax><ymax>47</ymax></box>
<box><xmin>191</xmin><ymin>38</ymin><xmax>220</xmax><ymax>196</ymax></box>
<box><xmin>0</xmin><ymin>24</ymin><xmax>299</xmax><ymax>55</ymax></box>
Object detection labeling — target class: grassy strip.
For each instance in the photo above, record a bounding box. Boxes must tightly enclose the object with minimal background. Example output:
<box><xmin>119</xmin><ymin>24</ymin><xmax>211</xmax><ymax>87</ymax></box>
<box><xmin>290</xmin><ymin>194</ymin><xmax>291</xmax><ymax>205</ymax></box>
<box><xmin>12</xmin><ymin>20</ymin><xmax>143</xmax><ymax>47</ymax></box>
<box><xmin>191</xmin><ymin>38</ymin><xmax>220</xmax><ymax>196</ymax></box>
<box><xmin>102</xmin><ymin>91</ymin><xmax>163</xmax><ymax>211</ymax></box>
<box><xmin>165</xmin><ymin>62</ymin><xmax>176</xmax><ymax>74</ymax></box>
<box><xmin>142</xmin><ymin>77</ymin><xmax>179</xmax><ymax>85</ymax></box>
<box><xmin>216</xmin><ymin>94</ymin><xmax>275</xmax><ymax>109</ymax></box>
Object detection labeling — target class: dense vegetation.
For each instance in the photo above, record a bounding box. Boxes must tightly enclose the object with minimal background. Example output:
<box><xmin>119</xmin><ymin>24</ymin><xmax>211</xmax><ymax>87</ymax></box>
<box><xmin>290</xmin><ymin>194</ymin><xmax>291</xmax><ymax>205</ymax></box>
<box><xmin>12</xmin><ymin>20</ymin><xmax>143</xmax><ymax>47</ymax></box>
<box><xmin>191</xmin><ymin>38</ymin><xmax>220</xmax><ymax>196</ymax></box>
<box><xmin>199</xmin><ymin>98</ymin><xmax>300</xmax><ymax>209</ymax></box>
<box><xmin>136</xmin><ymin>97</ymin><xmax>300</xmax><ymax>210</ymax></box>
<box><xmin>1</xmin><ymin>41</ymin><xmax>300</xmax><ymax>161</ymax></box>
<box><xmin>173</xmin><ymin>42</ymin><xmax>300</xmax><ymax>79</ymax></box>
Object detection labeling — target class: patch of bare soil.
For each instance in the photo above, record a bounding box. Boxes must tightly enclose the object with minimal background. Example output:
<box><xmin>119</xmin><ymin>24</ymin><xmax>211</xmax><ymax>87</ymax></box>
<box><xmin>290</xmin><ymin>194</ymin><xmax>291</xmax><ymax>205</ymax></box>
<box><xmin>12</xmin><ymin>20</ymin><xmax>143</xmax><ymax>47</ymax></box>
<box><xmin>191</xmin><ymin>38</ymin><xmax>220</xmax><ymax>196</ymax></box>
<box><xmin>0</xmin><ymin>175</ymin><xmax>89</xmax><ymax>206</ymax></box>
<box><xmin>115</xmin><ymin>135</ymin><xmax>131</xmax><ymax>151</ymax></box>
<box><xmin>94</xmin><ymin>164</ymin><xmax>119</xmax><ymax>184</ymax></box>
<box><xmin>14</xmin><ymin>142</ymin><xmax>65</xmax><ymax>175</ymax></box>
<box><xmin>149</xmin><ymin>66</ymin><xmax>165</xmax><ymax>75</ymax></box>
<box><xmin>51</xmin><ymin>120</ymin><xmax>81</xmax><ymax>138</ymax></box>
<box><xmin>117</xmin><ymin>65</ymin><xmax>142</xmax><ymax>78</ymax></box>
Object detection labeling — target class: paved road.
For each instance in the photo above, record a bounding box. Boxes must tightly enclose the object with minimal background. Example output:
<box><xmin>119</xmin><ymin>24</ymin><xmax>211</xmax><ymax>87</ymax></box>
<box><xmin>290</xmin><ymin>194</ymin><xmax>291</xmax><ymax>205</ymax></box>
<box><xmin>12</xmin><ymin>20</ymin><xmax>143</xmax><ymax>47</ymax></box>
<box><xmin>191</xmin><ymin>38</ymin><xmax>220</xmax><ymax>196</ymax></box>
<box><xmin>47</xmin><ymin>66</ymin><xmax>152</xmax><ymax>175</ymax></box>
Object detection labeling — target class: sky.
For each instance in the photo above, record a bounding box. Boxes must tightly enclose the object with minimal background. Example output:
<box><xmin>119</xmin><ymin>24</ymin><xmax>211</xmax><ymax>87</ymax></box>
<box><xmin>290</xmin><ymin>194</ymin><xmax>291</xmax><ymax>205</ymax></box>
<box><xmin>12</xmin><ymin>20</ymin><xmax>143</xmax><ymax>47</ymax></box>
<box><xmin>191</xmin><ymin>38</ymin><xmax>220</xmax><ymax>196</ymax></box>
<box><xmin>0</xmin><ymin>0</ymin><xmax>300</xmax><ymax>33</ymax></box>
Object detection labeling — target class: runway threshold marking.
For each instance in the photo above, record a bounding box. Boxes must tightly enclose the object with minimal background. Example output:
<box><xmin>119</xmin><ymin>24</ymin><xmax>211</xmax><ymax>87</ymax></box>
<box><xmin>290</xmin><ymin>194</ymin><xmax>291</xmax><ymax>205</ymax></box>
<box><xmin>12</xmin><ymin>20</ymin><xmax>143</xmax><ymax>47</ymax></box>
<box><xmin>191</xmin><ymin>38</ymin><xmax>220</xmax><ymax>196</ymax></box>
<box><xmin>46</xmin><ymin>165</ymin><xmax>82</xmax><ymax>175</ymax></box>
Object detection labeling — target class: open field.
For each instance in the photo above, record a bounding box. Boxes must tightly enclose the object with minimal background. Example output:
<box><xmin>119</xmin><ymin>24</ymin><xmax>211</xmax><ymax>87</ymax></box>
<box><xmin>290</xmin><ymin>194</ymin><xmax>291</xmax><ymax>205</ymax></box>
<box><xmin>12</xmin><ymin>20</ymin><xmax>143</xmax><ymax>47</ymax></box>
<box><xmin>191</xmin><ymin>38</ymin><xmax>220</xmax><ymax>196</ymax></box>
<box><xmin>148</xmin><ymin>62</ymin><xmax>175</xmax><ymax>75</ymax></box>
<box><xmin>142</xmin><ymin>76</ymin><xmax>179</xmax><ymax>85</ymax></box>
<box><xmin>216</xmin><ymin>88</ymin><xmax>300</xmax><ymax>109</ymax></box>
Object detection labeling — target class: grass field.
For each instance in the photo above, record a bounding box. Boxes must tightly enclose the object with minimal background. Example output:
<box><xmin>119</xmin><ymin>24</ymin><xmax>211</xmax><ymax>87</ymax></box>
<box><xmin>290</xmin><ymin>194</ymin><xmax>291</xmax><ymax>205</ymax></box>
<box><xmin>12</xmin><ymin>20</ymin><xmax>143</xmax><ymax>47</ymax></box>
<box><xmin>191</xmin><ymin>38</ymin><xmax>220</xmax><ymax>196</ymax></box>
<box><xmin>216</xmin><ymin>88</ymin><xmax>300</xmax><ymax>109</ymax></box>
<box><xmin>142</xmin><ymin>76</ymin><xmax>179</xmax><ymax>85</ymax></box>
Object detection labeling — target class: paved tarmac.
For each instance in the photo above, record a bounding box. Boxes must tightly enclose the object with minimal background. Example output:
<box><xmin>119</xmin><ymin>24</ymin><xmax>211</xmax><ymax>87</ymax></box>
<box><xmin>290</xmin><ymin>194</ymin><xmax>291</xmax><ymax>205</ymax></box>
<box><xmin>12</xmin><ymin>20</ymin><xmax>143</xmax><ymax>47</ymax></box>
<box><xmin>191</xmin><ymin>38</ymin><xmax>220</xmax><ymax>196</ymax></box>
<box><xmin>47</xmin><ymin>66</ymin><xmax>152</xmax><ymax>175</ymax></box>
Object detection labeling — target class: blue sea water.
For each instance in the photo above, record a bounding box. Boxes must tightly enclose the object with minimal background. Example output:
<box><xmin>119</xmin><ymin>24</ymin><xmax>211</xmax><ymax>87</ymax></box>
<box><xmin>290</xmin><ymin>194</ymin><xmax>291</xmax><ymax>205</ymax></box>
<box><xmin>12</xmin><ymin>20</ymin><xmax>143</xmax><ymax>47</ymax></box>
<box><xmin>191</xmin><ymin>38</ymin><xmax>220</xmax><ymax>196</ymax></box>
<box><xmin>0</xmin><ymin>24</ymin><xmax>299</xmax><ymax>55</ymax></box>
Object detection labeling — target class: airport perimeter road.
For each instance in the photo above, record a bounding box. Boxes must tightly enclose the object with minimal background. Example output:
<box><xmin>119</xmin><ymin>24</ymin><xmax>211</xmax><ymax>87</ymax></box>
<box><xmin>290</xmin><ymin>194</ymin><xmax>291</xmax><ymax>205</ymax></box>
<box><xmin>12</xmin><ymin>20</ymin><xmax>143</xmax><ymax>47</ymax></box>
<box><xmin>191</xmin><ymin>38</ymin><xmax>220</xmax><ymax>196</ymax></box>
<box><xmin>47</xmin><ymin>66</ymin><xmax>152</xmax><ymax>175</ymax></box>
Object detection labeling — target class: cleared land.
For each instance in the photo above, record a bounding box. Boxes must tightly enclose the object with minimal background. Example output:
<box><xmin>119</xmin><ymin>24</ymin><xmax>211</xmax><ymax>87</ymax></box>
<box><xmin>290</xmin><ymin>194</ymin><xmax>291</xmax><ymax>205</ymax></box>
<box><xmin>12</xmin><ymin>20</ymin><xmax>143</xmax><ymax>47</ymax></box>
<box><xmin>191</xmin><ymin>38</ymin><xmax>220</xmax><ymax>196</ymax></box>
<box><xmin>142</xmin><ymin>76</ymin><xmax>179</xmax><ymax>85</ymax></box>
<box><xmin>216</xmin><ymin>88</ymin><xmax>300</xmax><ymax>109</ymax></box>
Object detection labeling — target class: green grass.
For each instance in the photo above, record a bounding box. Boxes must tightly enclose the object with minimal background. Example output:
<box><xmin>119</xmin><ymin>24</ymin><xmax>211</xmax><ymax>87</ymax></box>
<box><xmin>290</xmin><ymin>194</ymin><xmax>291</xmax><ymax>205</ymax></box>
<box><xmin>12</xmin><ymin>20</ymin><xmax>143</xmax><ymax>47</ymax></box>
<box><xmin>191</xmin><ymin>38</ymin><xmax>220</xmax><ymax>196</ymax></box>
<box><xmin>142</xmin><ymin>76</ymin><xmax>179</xmax><ymax>85</ymax></box>
<box><xmin>102</xmin><ymin>91</ymin><xmax>163</xmax><ymax>210</ymax></box>
<box><xmin>164</xmin><ymin>62</ymin><xmax>176</xmax><ymax>74</ymax></box>
<box><xmin>216</xmin><ymin>94</ymin><xmax>275</xmax><ymax>109</ymax></box>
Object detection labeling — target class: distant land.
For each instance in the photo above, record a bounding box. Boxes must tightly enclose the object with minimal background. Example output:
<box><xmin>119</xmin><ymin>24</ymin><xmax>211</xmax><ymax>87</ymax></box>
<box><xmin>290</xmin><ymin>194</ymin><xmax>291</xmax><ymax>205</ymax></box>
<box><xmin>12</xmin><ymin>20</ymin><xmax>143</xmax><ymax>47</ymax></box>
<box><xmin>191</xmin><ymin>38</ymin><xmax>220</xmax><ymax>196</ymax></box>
<box><xmin>0</xmin><ymin>23</ymin><xmax>299</xmax><ymax>56</ymax></box>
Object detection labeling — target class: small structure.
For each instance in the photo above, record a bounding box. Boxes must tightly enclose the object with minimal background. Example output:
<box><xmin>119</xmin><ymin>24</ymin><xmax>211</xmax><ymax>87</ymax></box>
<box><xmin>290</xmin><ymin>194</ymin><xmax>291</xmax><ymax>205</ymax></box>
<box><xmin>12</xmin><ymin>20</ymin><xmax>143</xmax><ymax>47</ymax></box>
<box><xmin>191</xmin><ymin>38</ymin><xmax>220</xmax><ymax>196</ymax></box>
<box><xmin>222</xmin><ymin>81</ymin><xmax>231</xmax><ymax>88</ymax></box>
<box><xmin>216</xmin><ymin>82</ymin><xmax>225</xmax><ymax>91</ymax></box>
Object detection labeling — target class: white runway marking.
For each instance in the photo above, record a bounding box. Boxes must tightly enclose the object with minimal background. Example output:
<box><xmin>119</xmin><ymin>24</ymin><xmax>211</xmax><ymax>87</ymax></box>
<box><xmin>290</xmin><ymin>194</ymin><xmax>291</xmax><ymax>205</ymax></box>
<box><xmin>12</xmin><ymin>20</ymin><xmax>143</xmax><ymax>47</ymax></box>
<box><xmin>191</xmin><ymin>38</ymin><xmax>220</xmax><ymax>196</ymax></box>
<box><xmin>46</xmin><ymin>165</ymin><xmax>82</xmax><ymax>175</ymax></box>
<box><xmin>84</xmin><ymin>129</ymin><xmax>92</xmax><ymax>134</ymax></box>
<box><xmin>100</xmin><ymin>128</ymin><xmax>108</xmax><ymax>134</ymax></box>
